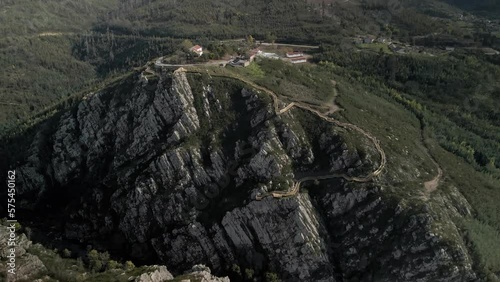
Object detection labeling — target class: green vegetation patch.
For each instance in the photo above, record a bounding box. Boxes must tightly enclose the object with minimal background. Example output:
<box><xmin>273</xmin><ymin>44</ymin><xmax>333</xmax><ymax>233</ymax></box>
<box><xmin>315</xmin><ymin>45</ymin><xmax>500</xmax><ymax>279</ymax></box>
<box><xmin>463</xmin><ymin>218</ymin><xmax>500</xmax><ymax>276</ymax></box>
<box><xmin>358</xmin><ymin>43</ymin><xmax>392</xmax><ymax>54</ymax></box>
<box><xmin>0</xmin><ymin>36</ymin><xmax>96</xmax><ymax>123</ymax></box>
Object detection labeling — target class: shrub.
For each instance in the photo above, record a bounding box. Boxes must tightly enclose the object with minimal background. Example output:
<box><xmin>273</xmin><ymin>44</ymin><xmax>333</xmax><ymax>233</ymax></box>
<box><xmin>62</xmin><ymin>248</ymin><xmax>72</xmax><ymax>258</ymax></box>
<box><xmin>231</xmin><ymin>264</ymin><xmax>241</xmax><ymax>276</ymax></box>
<box><xmin>107</xmin><ymin>260</ymin><xmax>121</xmax><ymax>270</ymax></box>
<box><xmin>87</xmin><ymin>250</ymin><xmax>110</xmax><ymax>273</ymax></box>
<box><xmin>245</xmin><ymin>268</ymin><xmax>255</xmax><ymax>280</ymax></box>
<box><xmin>265</xmin><ymin>272</ymin><xmax>281</xmax><ymax>282</ymax></box>
<box><xmin>124</xmin><ymin>260</ymin><xmax>135</xmax><ymax>271</ymax></box>
<box><xmin>88</xmin><ymin>250</ymin><xmax>103</xmax><ymax>272</ymax></box>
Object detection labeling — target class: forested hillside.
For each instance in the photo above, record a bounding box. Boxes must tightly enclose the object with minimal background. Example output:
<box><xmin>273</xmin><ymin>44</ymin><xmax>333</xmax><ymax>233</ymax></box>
<box><xmin>0</xmin><ymin>0</ymin><xmax>117</xmax><ymax>36</ymax></box>
<box><xmin>316</xmin><ymin>47</ymin><xmax>500</xmax><ymax>172</ymax></box>
<box><xmin>2</xmin><ymin>0</ymin><xmax>497</xmax><ymax>128</ymax></box>
<box><xmin>314</xmin><ymin>44</ymin><xmax>500</xmax><ymax>279</ymax></box>
<box><xmin>445</xmin><ymin>0</ymin><xmax>500</xmax><ymax>15</ymax></box>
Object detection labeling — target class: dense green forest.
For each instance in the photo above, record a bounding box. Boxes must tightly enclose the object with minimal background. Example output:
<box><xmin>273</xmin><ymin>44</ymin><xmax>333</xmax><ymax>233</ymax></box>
<box><xmin>315</xmin><ymin>47</ymin><xmax>500</xmax><ymax>173</ymax></box>
<box><xmin>0</xmin><ymin>36</ymin><xmax>95</xmax><ymax>121</ymax></box>
<box><xmin>0</xmin><ymin>34</ymin><xmax>180</xmax><ymax>129</ymax></box>
<box><xmin>445</xmin><ymin>0</ymin><xmax>500</xmax><ymax>15</ymax></box>
<box><xmin>0</xmin><ymin>0</ymin><xmax>343</xmax><ymax>127</ymax></box>
<box><xmin>1</xmin><ymin>0</ymin><xmax>497</xmax><ymax>126</ymax></box>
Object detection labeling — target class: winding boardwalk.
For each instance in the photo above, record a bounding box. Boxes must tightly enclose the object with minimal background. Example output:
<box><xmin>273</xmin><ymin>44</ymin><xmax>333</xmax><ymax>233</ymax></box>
<box><xmin>257</xmin><ymin>101</ymin><xmax>387</xmax><ymax>200</ymax></box>
<box><xmin>180</xmin><ymin>69</ymin><xmax>387</xmax><ymax>200</ymax></box>
<box><xmin>159</xmin><ymin>64</ymin><xmax>442</xmax><ymax>200</ymax></box>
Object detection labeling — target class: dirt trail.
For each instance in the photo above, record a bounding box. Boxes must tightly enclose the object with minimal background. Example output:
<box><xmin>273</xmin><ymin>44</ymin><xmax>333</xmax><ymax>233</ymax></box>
<box><xmin>257</xmin><ymin>98</ymin><xmax>386</xmax><ymax>200</ymax></box>
<box><xmin>424</xmin><ymin>164</ymin><xmax>442</xmax><ymax>194</ymax></box>
<box><xmin>422</xmin><ymin>136</ymin><xmax>443</xmax><ymax>197</ymax></box>
<box><xmin>181</xmin><ymin>69</ymin><xmax>386</xmax><ymax>200</ymax></box>
<box><xmin>175</xmin><ymin>67</ymin><xmax>445</xmax><ymax>201</ymax></box>
<box><xmin>38</xmin><ymin>32</ymin><xmax>72</xmax><ymax>37</ymax></box>
<box><xmin>324</xmin><ymin>101</ymin><xmax>340</xmax><ymax>115</ymax></box>
<box><xmin>324</xmin><ymin>80</ymin><xmax>341</xmax><ymax>115</ymax></box>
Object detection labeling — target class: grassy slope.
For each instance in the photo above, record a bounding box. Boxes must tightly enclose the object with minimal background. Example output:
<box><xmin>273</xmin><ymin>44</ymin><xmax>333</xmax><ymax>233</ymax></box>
<box><xmin>430</xmin><ymin>136</ymin><xmax>500</xmax><ymax>276</ymax></box>
<box><xmin>331</xmin><ymin>64</ymin><xmax>500</xmax><ymax>277</ymax></box>
<box><xmin>320</xmin><ymin>62</ymin><xmax>500</xmax><ymax>277</ymax></box>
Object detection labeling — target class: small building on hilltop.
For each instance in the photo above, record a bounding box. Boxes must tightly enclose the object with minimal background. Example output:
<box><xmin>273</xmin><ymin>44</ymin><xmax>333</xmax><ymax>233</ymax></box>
<box><xmin>229</xmin><ymin>58</ymin><xmax>250</xmax><ymax>67</ymax></box>
<box><xmin>481</xmin><ymin>47</ymin><xmax>499</xmax><ymax>56</ymax></box>
<box><xmin>353</xmin><ymin>37</ymin><xmax>363</xmax><ymax>45</ymax></box>
<box><xmin>389</xmin><ymin>44</ymin><xmax>406</xmax><ymax>54</ymax></box>
<box><xmin>190</xmin><ymin>45</ymin><xmax>203</xmax><ymax>56</ymax></box>
<box><xmin>290</xmin><ymin>56</ymin><xmax>307</xmax><ymax>64</ymax></box>
<box><xmin>377</xmin><ymin>37</ymin><xmax>389</xmax><ymax>44</ymax></box>
<box><xmin>286</xmin><ymin>51</ymin><xmax>304</xmax><ymax>58</ymax></box>
<box><xmin>248</xmin><ymin>49</ymin><xmax>260</xmax><ymax>62</ymax></box>
<box><xmin>363</xmin><ymin>35</ymin><xmax>376</xmax><ymax>44</ymax></box>
<box><xmin>258</xmin><ymin>51</ymin><xmax>280</xmax><ymax>60</ymax></box>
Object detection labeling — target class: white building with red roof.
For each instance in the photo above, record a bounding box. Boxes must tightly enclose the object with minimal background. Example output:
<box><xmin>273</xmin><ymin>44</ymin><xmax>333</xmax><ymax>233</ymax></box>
<box><xmin>190</xmin><ymin>45</ymin><xmax>203</xmax><ymax>56</ymax></box>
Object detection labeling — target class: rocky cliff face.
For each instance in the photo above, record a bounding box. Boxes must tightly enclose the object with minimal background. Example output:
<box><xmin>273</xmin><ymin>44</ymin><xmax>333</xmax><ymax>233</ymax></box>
<box><xmin>12</xmin><ymin>69</ymin><xmax>478</xmax><ymax>281</ymax></box>
<box><xmin>0</xmin><ymin>223</ymin><xmax>228</xmax><ymax>282</ymax></box>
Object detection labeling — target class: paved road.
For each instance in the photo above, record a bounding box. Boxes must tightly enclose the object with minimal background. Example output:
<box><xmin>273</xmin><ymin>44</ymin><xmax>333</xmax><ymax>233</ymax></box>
<box><xmin>219</xmin><ymin>39</ymin><xmax>320</xmax><ymax>49</ymax></box>
<box><xmin>0</xmin><ymin>102</ymin><xmax>22</xmax><ymax>106</ymax></box>
<box><xmin>154</xmin><ymin>57</ymin><xmax>228</xmax><ymax>68</ymax></box>
<box><xmin>258</xmin><ymin>42</ymin><xmax>319</xmax><ymax>49</ymax></box>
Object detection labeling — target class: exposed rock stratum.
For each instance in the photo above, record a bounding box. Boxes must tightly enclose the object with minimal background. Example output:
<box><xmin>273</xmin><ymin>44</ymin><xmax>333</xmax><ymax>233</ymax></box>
<box><xmin>11</xmin><ymin>69</ymin><xmax>478</xmax><ymax>281</ymax></box>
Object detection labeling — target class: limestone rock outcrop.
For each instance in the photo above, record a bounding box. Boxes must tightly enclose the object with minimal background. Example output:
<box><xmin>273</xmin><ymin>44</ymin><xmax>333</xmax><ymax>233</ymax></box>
<box><xmin>9</xmin><ymin>69</ymin><xmax>479</xmax><ymax>281</ymax></box>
